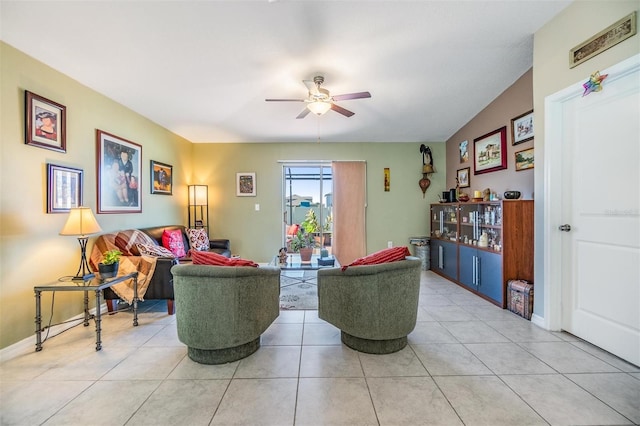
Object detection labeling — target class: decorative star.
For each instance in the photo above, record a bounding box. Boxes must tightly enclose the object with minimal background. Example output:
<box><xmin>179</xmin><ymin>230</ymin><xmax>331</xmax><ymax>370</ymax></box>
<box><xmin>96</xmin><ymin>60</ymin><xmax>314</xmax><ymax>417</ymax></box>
<box><xmin>582</xmin><ymin>71</ymin><xmax>608</xmax><ymax>97</ymax></box>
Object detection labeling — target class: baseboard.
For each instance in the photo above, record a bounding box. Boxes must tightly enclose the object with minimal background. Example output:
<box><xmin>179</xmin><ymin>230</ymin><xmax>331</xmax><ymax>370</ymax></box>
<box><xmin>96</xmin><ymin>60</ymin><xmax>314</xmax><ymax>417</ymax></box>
<box><xmin>0</xmin><ymin>303</ymin><xmax>108</xmax><ymax>363</ymax></box>
<box><xmin>531</xmin><ymin>313</ymin><xmax>546</xmax><ymax>329</ymax></box>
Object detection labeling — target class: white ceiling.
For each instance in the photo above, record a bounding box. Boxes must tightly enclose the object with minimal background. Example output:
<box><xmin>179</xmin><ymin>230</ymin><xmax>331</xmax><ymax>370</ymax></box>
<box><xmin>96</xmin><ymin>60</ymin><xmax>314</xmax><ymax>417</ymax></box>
<box><xmin>1</xmin><ymin>0</ymin><xmax>571</xmax><ymax>144</ymax></box>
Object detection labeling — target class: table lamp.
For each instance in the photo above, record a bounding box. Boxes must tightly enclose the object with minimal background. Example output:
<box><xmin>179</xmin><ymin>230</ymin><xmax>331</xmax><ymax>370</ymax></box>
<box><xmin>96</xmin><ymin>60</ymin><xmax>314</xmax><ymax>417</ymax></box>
<box><xmin>60</xmin><ymin>206</ymin><xmax>102</xmax><ymax>280</ymax></box>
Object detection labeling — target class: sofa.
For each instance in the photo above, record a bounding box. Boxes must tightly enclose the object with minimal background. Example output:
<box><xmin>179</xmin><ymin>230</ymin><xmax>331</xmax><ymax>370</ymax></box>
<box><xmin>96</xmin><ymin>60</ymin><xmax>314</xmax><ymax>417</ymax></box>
<box><xmin>90</xmin><ymin>225</ymin><xmax>230</xmax><ymax>315</ymax></box>
<box><xmin>171</xmin><ymin>264</ymin><xmax>281</xmax><ymax>364</ymax></box>
<box><xmin>317</xmin><ymin>256</ymin><xmax>421</xmax><ymax>354</ymax></box>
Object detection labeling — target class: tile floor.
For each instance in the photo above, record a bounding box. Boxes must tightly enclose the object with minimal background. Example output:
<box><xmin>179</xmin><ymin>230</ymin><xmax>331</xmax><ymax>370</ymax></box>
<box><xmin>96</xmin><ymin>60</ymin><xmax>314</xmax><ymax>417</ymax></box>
<box><xmin>1</xmin><ymin>271</ymin><xmax>639</xmax><ymax>425</ymax></box>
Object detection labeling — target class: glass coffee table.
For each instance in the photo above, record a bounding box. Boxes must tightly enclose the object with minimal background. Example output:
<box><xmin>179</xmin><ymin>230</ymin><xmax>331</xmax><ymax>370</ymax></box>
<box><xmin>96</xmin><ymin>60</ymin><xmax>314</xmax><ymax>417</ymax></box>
<box><xmin>270</xmin><ymin>254</ymin><xmax>339</xmax><ymax>287</ymax></box>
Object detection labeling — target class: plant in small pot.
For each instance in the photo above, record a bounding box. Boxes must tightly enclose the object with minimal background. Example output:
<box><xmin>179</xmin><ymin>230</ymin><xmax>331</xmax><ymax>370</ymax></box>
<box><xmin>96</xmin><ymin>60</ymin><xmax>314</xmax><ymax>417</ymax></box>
<box><xmin>289</xmin><ymin>230</ymin><xmax>317</xmax><ymax>262</ymax></box>
<box><xmin>98</xmin><ymin>249</ymin><xmax>122</xmax><ymax>279</ymax></box>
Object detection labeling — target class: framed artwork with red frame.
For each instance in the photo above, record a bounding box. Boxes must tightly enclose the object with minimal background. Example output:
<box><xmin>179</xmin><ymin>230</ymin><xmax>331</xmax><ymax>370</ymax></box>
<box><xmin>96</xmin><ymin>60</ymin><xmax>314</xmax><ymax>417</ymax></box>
<box><xmin>473</xmin><ymin>126</ymin><xmax>507</xmax><ymax>175</ymax></box>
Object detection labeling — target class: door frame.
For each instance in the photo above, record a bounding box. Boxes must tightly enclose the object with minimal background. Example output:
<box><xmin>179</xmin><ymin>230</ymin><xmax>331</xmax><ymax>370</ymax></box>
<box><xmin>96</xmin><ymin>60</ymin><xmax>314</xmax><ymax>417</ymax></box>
<box><xmin>541</xmin><ymin>53</ymin><xmax>640</xmax><ymax>331</ymax></box>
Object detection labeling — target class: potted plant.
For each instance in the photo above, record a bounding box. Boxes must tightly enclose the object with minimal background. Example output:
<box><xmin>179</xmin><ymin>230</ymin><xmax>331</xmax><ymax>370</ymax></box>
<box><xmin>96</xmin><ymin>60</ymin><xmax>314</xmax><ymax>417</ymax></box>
<box><xmin>98</xmin><ymin>249</ymin><xmax>122</xmax><ymax>278</ymax></box>
<box><xmin>289</xmin><ymin>230</ymin><xmax>316</xmax><ymax>262</ymax></box>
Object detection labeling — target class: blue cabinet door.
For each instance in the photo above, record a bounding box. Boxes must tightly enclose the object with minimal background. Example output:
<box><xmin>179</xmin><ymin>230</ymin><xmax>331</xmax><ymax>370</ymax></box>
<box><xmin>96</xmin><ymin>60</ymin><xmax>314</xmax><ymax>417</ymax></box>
<box><xmin>477</xmin><ymin>250</ymin><xmax>502</xmax><ymax>304</ymax></box>
<box><xmin>430</xmin><ymin>240</ymin><xmax>457</xmax><ymax>281</ymax></box>
<box><xmin>458</xmin><ymin>245</ymin><xmax>476</xmax><ymax>290</ymax></box>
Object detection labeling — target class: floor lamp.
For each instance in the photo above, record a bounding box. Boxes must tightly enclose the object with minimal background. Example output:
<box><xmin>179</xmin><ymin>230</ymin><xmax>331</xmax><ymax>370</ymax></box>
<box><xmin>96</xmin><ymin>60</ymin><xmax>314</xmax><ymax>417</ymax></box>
<box><xmin>60</xmin><ymin>206</ymin><xmax>102</xmax><ymax>281</ymax></box>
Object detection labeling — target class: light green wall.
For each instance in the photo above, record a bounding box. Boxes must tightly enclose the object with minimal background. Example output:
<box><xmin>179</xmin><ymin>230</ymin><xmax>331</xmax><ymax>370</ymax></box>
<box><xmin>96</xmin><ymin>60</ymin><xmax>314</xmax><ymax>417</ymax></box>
<box><xmin>0</xmin><ymin>42</ymin><xmax>192</xmax><ymax>349</ymax></box>
<box><xmin>532</xmin><ymin>1</ymin><xmax>639</xmax><ymax>318</ymax></box>
<box><xmin>192</xmin><ymin>143</ymin><xmax>447</xmax><ymax>263</ymax></box>
<box><xmin>0</xmin><ymin>42</ymin><xmax>447</xmax><ymax>350</ymax></box>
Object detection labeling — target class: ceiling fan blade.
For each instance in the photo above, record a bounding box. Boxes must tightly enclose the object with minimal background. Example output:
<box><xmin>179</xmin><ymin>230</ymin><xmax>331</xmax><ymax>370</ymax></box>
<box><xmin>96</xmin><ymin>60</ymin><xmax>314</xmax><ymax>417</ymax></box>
<box><xmin>296</xmin><ymin>108</ymin><xmax>311</xmax><ymax>119</ymax></box>
<box><xmin>265</xmin><ymin>98</ymin><xmax>305</xmax><ymax>102</ymax></box>
<box><xmin>303</xmin><ymin>80</ymin><xmax>319</xmax><ymax>95</ymax></box>
<box><xmin>331</xmin><ymin>91</ymin><xmax>371</xmax><ymax>101</ymax></box>
<box><xmin>331</xmin><ymin>103</ymin><xmax>355</xmax><ymax>117</ymax></box>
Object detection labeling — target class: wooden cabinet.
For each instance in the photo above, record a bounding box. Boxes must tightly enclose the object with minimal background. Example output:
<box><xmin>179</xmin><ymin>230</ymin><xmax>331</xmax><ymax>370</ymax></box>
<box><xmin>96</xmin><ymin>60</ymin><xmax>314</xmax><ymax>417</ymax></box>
<box><xmin>430</xmin><ymin>200</ymin><xmax>533</xmax><ymax>307</ymax></box>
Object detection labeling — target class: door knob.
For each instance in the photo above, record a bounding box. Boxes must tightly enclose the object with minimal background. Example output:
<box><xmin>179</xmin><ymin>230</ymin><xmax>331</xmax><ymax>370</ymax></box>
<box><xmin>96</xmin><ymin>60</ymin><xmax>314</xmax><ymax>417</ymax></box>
<box><xmin>559</xmin><ymin>224</ymin><xmax>572</xmax><ymax>232</ymax></box>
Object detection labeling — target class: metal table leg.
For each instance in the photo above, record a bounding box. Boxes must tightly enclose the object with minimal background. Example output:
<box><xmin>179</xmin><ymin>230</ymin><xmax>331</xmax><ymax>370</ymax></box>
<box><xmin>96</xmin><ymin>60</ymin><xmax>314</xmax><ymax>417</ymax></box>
<box><xmin>94</xmin><ymin>289</ymin><xmax>102</xmax><ymax>351</ymax></box>
<box><xmin>35</xmin><ymin>290</ymin><xmax>42</xmax><ymax>352</ymax></box>
<box><xmin>83</xmin><ymin>290</ymin><xmax>90</xmax><ymax>326</ymax></box>
<box><xmin>133</xmin><ymin>275</ymin><xmax>139</xmax><ymax>327</ymax></box>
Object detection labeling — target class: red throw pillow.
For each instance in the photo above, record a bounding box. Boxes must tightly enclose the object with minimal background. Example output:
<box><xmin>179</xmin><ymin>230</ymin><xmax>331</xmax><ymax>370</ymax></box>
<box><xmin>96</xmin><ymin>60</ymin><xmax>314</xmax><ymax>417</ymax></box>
<box><xmin>161</xmin><ymin>229</ymin><xmax>186</xmax><ymax>258</ymax></box>
<box><xmin>192</xmin><ymin>251</ymin><xmax>258</xmax><ymax>267</ymax></box>
<box><xmin>342</xmin><ymin>246</ymin><xmax>411</xmax><ymax>271</ymax></box>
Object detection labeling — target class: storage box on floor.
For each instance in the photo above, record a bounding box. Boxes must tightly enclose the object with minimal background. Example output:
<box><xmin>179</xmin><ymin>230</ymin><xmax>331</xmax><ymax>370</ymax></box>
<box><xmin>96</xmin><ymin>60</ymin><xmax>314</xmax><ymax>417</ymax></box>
<box><xmin>507</xmin><ymin>279</ymin><xmax>533</xmax><ymax>320</ymax></box>
<box><xmin>409</xmin><ymin>237</ymin><xmax>430</xmax><ymax>270</ymax></box>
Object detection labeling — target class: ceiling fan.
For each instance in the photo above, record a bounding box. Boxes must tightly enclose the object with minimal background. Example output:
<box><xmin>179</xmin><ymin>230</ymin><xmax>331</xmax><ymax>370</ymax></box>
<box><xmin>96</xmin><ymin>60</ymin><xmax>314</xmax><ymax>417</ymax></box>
<box><xmin>266</xmin><ymin>76</ymin><xmax>371</xmax><ymax>119</ymax></box>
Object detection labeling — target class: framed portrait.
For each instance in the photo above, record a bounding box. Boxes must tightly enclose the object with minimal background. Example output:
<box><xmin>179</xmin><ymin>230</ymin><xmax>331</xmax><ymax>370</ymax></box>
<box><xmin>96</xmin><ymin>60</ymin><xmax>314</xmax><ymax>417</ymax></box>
<box><xmin>47</xmin><ymin>164</ymin><xmax>82</xmax><ymax>213</ymax></box>
<box><xmin>474</xmin><ymin>126</ymin><xmax>507</xmax><ymax>175</ymax></box>
<box><xmin>236</xmin><ymin>172</ymin><xmax>256</xmax><ymax>197</ymax></box>
<box><xmin>383</xmin><ymin>168</ymin><xmax>390</xmax><ymax>192</ymax></box>
<box><xmin>511</xmin><ymin>110</ymin><xmax>534</xmax><ymax>145</ymax></box>
<box><xmin>515</xmin><ymin>147</ymin><xmax>535</xmax><ymax>171</ymax></box>
<box><xmin>456</xmin><ymin>167</ymin><xmax>470</xmax><ymax>188</ymax></box>
<box><xmin>459</xmin><ymin>140</ymin><xmax>469</xmax><ymax>163</ymax></box>
<box><xmin>25</xmin><ymin>91</ymin><xmax>66</xmax><ymax>153</ymax></box>
<box><xmin>96</xmin><ymin>129</ymin><xmax>142</xmax><ymax>213</ymax></box>
<box><xmin>150</xmin><ymin>160</ymin><xmax>173</xmax><ymax>195</ymax></box>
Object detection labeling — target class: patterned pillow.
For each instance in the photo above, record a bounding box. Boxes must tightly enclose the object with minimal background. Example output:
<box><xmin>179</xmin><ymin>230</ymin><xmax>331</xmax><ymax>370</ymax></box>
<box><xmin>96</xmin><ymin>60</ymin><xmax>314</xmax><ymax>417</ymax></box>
<box><xmin>191</xmin><ymin>250</ymin><xmax>258</xmax><ymax>267</ymax></box>
<box><xmin>186</xmin><ymin>228</ymin><xmax>210</xmax><ymax>251</ymax></box>
<box><xmin>136</xmin><ymin>243</ymin><xmax>175</xmax><ymax>258</ymax></box>
<box><xmin>161</xmin><ymin>229</ymin><xmax>186</xmax><ymax>258</ymax></box>
<box><xmin>342</xmin><ymin>246</ymin><xmax>411</xmax><ymax>271</ymax></box>
<box><xmin>114</xmin><ymin>229</ymin><xmax>156</xmax><ymax>256</ymax></box>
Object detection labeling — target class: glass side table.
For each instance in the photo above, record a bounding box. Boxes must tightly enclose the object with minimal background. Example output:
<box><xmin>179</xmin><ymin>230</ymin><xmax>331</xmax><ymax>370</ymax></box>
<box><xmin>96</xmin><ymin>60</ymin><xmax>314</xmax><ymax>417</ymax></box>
<box><xmin>34</xmin><ymin>272</ymin><xmax>139</xmax><ymax>351</ymax></box>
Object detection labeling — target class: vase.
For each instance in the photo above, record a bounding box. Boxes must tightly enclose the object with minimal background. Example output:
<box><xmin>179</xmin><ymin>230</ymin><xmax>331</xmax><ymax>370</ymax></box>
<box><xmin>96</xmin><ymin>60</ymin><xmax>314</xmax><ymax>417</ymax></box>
<box><xmin>299</xmin><ymin>248</ymin><xmax>313</xmax><ymax>262</ymax></box>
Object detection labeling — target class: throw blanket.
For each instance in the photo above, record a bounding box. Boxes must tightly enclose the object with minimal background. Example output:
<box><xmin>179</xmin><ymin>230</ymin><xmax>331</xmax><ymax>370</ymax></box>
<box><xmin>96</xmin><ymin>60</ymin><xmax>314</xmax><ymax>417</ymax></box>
<box><xmin>89</xmin><ymin>233</ymin><xmax>157</xmax><ymax>304</ymax></box>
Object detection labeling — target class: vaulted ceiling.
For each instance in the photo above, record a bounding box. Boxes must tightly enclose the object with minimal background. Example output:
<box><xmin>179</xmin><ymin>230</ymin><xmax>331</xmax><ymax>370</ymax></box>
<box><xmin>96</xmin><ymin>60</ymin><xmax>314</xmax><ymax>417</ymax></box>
<box><xmin>1</xmin><ymin>1</ymin><xmax>571</xmax><ymax>143</ymax></box>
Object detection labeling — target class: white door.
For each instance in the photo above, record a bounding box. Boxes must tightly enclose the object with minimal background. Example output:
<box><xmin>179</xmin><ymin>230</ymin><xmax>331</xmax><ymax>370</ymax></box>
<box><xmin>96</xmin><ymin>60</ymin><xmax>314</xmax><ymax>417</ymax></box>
<box><xmin>557</xmin><ymin>57</ymin><xmax>639</xmax><ymax>365</ymax></box>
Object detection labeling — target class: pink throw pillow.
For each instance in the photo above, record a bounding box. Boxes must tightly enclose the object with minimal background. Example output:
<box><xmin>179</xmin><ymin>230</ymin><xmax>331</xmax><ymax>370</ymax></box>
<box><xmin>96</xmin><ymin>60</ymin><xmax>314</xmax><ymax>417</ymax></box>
<box><xmin>342</xmin><ymin>246</ymin><xmax>411</xmax><ymax>271</ymax></box>
<box><xmin>161</xmin><ymin>229</ymin><xmax>186</xmax><ymax>258</ymax></box>
<box><xmin>191</xmin><ymin>251</ymin><xmax>258</xmax><ymax>267</ymax></box>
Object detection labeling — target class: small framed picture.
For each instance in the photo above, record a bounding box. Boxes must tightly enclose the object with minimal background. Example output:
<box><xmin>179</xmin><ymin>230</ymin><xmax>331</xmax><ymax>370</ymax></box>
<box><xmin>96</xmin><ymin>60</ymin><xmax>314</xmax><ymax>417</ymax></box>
<box><xmin>236</xmin><ymin>172</ymin><xmax>256</xmax><ymax>197</ymax></box>
<box><xmin>96</xmin><ymin>129</ymin><xmax>142</xmax><ymax>213</ymax></box>
<box><xmin>459</xmin><ymin>140</ymin><xmax>469</xmax><ymax>163</ymax></box>
<box><xmin>515</xmin><ymin>147</ymin><xmax>535</xmax><ymax>171</ymax></box>
<box><xmin>150</xmin><ymin>160</ymin><xmax>173</xmax><ymax>195</ymax></box>
<box><xmin>456</xmin><ymin>167</ymin><xmax>470</xmax><ymax>188</ymax></box>
<box><xmin>511</xmin><ymin>110</ymin><xmax>534</xmax><ymax>145</ymax></box>
<box><xmin>47</xmin><ymin>164</ymin><xmax>82</xmax><ymax>213</ymax></box>
<box><xmin>25</xmin><ymin>91</ymin><xmax>66</xmax><ymax>153</ymax></box>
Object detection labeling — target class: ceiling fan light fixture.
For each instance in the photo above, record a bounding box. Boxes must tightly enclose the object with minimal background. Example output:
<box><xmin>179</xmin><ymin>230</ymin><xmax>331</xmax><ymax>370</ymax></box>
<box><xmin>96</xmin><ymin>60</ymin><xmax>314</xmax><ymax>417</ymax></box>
<box><xmin>307</xmin><ymin>101</ymin><xmax>331</xmax><ymax>116</ymax></box>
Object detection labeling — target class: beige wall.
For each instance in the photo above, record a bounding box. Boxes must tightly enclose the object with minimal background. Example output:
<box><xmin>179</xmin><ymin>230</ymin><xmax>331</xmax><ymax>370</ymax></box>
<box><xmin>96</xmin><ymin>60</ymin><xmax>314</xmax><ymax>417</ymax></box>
<box><xmin>0</xmin><ymin>42</ymin><xmax>192</xmax><ymax>349</ymax></box>
<box><xmin>532</xmin><ymin>1</ymin><xmax>639</xmax><ymax>317</ymax></box>
<box><xmin>192</xmin><ymin>143</ymin><xmax>447</xmax><ymax>263</ymax></box>
<box><xmin>446</xmin><ymin>69</ymin><xmax>534</xmax><ymax>199</ymax></box>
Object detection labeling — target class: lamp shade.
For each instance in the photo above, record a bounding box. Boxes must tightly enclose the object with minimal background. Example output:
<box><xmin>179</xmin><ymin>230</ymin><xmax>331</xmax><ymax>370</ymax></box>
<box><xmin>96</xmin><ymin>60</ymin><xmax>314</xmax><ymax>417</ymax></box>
<box><xmin>60</xmin><ymin>206</ymin><xmax>102</xmax><ymax>237</ymax></box>
<box><xmin>307</xmin><ymin>101</ymin><xmax>331</xmax><ymax>116</ymax></box>
<box><xmin>188</xmin><ymin>185</ymin><xmax>208</xmax><ymax>206</ymax></box>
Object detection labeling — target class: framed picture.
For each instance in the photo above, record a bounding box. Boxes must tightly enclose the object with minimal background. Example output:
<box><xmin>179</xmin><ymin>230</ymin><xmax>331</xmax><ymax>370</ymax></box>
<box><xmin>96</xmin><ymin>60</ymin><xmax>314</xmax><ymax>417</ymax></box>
<box><xmin>96</xmin><ymin>130</ymin><xmax>142</xmax><ymax>213</ymax></box>
<box><xmin>47</xmin><ymin>164</ymin><xmax>82</xmax><ymax>213</ymax></box>
<box><xmin>515</xmin><ymin>147</ymin><xmax>535</xmax><ymax>171</ymax></box>
<box><xmin>511</xmin><ymin>110</ymin><xmax>534</xmax><ymax>145</ymax></box>
<box><xmin>150</xmin><ymin>160</ymin><xmax>173</xmax><ymax>195</ymax></box>
<box><xmin>236</xmin><ymin>172</ymin><xmax>256</xmax><ymax>196</ymax></box>
<box><xmin>570</xmin><ymin>12</ymin><xmax>636</xmax><ymax>68</ymax></box>
<box><xmin>383</xmin><ymin>168</ymin><xmax>390</xmax><ymax>192</ymax></box>
<box><xmin>459</xmin><ymin>140</ymin><xmax>469</xmax><ymax>163</ymax></box>
<box><xmin>474</xmin><ymin>126</ymin><xmax>507</xmax><ymax>175</ymax></box>
<box><xmin>25</xmin><ymin>91</ymin><xmax>66</xmax><ymax>153</ymax></box>
<box><xmin>456</xmin><ymin>167</ymin><xmax>470</xmax><ymax>188</ymax></box>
